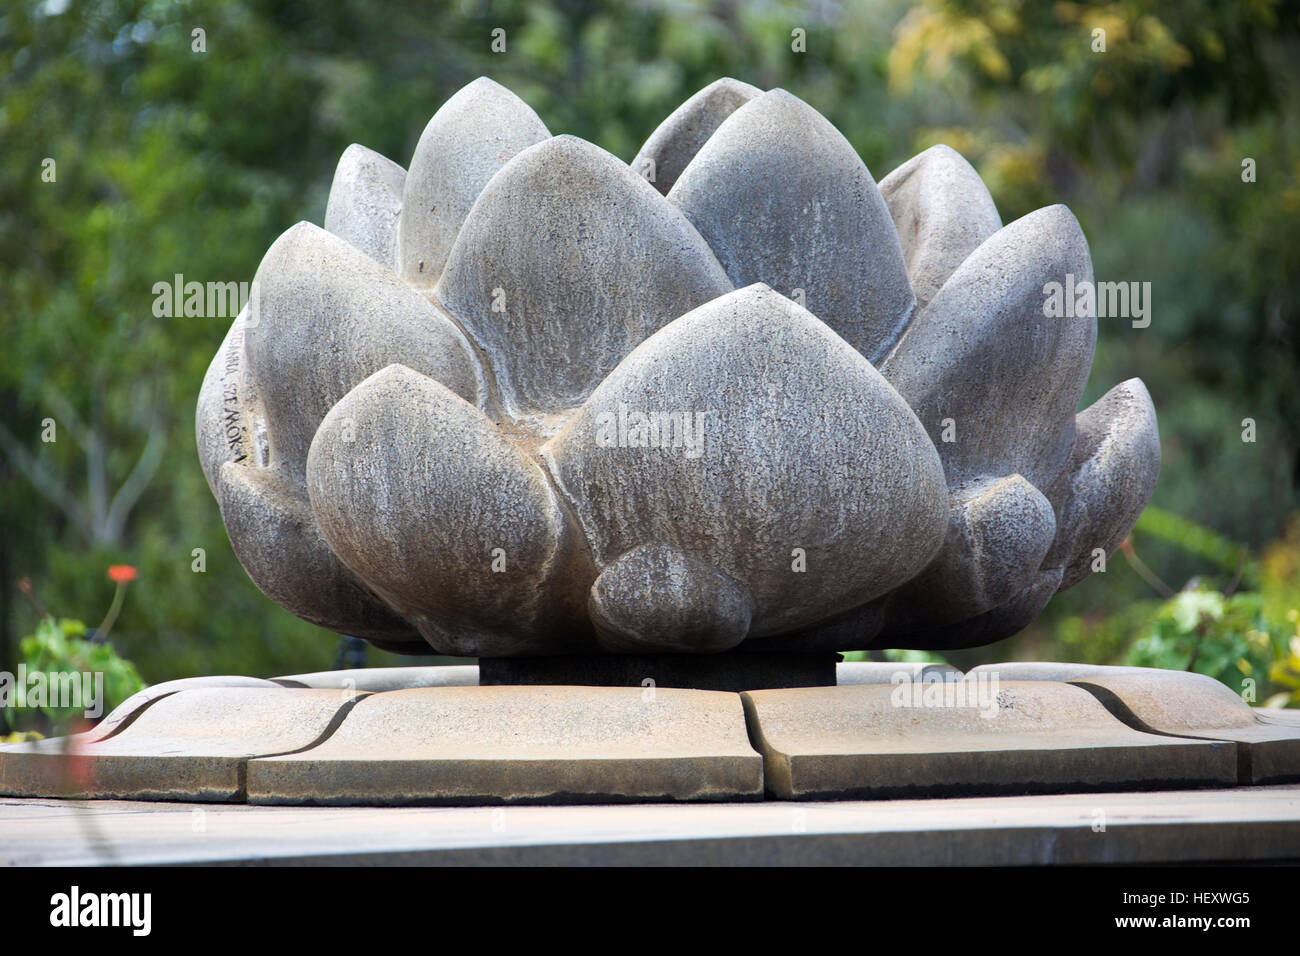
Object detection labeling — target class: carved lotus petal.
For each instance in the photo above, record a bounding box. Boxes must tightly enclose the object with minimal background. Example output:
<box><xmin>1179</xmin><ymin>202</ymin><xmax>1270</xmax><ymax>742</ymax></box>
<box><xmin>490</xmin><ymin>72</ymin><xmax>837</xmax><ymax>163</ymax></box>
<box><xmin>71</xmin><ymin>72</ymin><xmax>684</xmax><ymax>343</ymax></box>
<box><xmin>668</xmin><ymin>89</ymin><xmax>915</xmax><ymax>364</ymax></box>
<box><xmin>1044</xmin><ymin>378</ymin><xmax>1161</xmax><ymax>590</ymax></box>
<box><xmin>307</xmin><ymin>364</ymin><xmax>592</xmax><ymax>656</ymax></box>
<box><xmin>878</xmin><ymin>144</ymin><xmax>1002</xmax><ymax>309</ymax></box>
<box><xmin>880</xmin><ymin>204</ymin><xmax>1097</xmax><ymax>491</ymax></box>
<box><xmin>435</xmin><ymin>135</ymin><xmax>732</xmax><ymax>419</ymax></box>
<box><xmin>323</xmin><ymin>144</ymin><xmax>405</xmax><ymax>269</ymax></box>
<box><xmin>544</xmin><ymin>284</ymin><xmax>948</xmax><ymax>639</ymax></box>
<box><xmin>633</xmin><ymin>77</ymin><xmax>762</xmax><ymax>195</ymax></box>
<box><xmin>397</xmin><ymin>76</ymin><xmax>550</xmax><ymax>288</ymax></box>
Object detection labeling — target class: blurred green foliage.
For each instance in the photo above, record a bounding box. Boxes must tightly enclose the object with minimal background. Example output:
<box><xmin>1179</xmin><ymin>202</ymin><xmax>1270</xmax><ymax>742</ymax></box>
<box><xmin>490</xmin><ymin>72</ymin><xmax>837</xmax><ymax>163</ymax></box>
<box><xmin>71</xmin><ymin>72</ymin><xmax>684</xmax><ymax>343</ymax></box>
<box><xmin>1126</xmin><ymin>589</ymin><xmax>1284</xmax><ymax>698</ymax></box>
<box><xmin>1270</xmin><ymin>638</ymin><xmax>1300</xmax><ymax>707</ymax></box>
<box><xmin>1</xmin><ymin>0</ymin><xmax>1297</xmax><ymax>686</ymax></box>
<box><xmin>6</xmin><ymin>615</ymin><xmax>145</xmax><ymax>734</ymax></box>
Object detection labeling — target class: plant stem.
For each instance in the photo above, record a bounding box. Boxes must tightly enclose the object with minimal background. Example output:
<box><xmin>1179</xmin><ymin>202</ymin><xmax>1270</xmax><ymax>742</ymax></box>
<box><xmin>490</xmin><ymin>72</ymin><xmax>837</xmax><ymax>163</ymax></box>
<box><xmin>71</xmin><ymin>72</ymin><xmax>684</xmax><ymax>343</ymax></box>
<box><xmin>1120</xmin><ymin>540</ymin><xmax>1176</xmax><ymax>599</ymax></box>
<box><xmin>96</xmin><ymin>583</ymin><xmax>126</xmax><ymax>644</ymax></box>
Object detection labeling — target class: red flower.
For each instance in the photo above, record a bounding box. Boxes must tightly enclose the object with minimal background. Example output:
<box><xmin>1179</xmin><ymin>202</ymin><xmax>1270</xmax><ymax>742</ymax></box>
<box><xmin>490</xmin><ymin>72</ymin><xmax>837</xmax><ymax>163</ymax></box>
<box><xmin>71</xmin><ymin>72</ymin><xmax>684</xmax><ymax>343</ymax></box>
<box><xmin>107</xmin><ymin>565</ymin><xmax>138</xmax><ymax>583</ymax></box>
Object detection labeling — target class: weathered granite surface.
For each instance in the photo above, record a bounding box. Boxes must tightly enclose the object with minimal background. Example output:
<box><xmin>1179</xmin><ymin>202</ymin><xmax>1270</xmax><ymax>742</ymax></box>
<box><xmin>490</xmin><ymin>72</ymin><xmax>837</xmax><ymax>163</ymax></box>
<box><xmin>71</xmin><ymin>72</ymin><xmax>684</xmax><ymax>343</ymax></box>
<box><xmin>1060</xmin><ymin>669</ymin><xmax>1300</xmax><ymax>784</ymax></box>
<box><xmin>0</xmin><ymin>688</ymin><xmax>356</xmax><ymax>802</ymax></box>
<box><xmin>323</xmin><ymin>143</ymin><xmax>405</xmax><ymax>268</ymax></box>
<box><xmin>8</xmin><ymin>788</ymin><xmax>1300</xmax><ymax>866</ymax></box>
<box><xmin>633</xmin><ymin>77</ymin><xmax>761</xmax><ymax>194</ymax></box>
<box><xmin>198</xmin><ymin>77</ymin><xmax>1161</xmax><ymax>658</ymax></box>
<box><xmin>742</xmin><ymin>682</ymin><xmax>1236</xmax><ymax>799</ymax></box>
<box><xmin>4</xmin><ymin>666</ymin><xmax>1295</xmax><ymax>806</ymax></box>
<box><xmin>247</xmin><ymin>685</ymin><xmax>763</xmax><ymax>805</ymax></box>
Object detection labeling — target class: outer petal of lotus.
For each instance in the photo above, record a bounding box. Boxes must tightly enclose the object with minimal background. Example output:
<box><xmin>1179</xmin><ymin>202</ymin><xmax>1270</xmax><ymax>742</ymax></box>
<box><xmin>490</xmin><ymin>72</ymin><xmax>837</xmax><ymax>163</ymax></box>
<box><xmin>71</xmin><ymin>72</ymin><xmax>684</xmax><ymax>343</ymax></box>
<box><xmin>543</xmin><ymin>284</ymin><xmax>949</xmax><ymax>650</ymax></box>
<box><xmin>873</xmin><ymin>378</ymin><xmax>1155</xmax><ymax>648</ymax></box>
<box><xmin>199</xmin><ymin>306</ymin><xmax>420</xmax><ymax>644</ymax></box>
<box><xmin>588</xmin><ymin>544</ymin><xmax>756</xmax><ymax>654</ymax></box>
<box><xmin>876</xmin><ymin>474</ymin><xmax>1058</xmax><ymax>641</ymax></box>
<box><xmin>632</xmin><ymin>77</ymin><xmax>762</xmax><ymax>195</ymax></box>
<box><xmin>197</xmin><ymin>222</ymin><xmax>484</xmax><ymax>646</ymax></box>
<box><xmin>217</xmin><ymin>462</ymin><xmax>418</xmax><ymax>647</ymax></box>
<box><xmin>306</xmin><ymin>365</ymin><xmax>595</xmax><ymax>657</ymax></box>
<box><xmin>667</xmin><ymin>89</ymin><xmax>915</xmax><ymax>365</ymax></box>
<box><xmin>196</xmin><ymin>303</ymin><xmax>252</xmax><ymax>498</ymax></box>
<box><xmin>880</xmin><ymin>204</ymin><xmax>1097</xmax><ymax>492</ymax></box>
<box><xmin>878</xmin><ymin>144</ymin><xmax>1002</xmax><ymax>311</ymax></box>
<box><xmin>200</xmin><ymin>309</ymin><xmax>421</xmax><ymax>644</ymax></box>
<box><xmin>397</xmin><ymin>76</ymin><xmax>550</xmax><ymax>288</ymax></box>
<box><xmin>1043</xmin><ymin>378</ymin><xmax>1161</xmax><ymax>590</ymax></box>
<box><xmin>240</xmin><ymin>221</ymin><xmax>484</xmax><ymax>479</ymax></box>
<box><xmin>323</xmin><ymin>143</ymin><xmax>405</xmax><ymax>269</ymax></box>
<box><xmin>436</xmin><ymin>135</ymin><xmax>732</xmax><ymax>423</ymax></box>
<box><xmin>763</xmin><ymin>470</ymin><xmax>1059</xmax><ymax>651</ymax></box>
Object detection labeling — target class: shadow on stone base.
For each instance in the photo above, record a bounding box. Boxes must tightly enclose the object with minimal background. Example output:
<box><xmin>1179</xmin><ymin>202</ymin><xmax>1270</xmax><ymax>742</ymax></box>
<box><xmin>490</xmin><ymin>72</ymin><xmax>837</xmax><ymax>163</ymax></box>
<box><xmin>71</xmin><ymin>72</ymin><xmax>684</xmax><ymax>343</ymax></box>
<box><xmin>478</xmin><ymin>651</ymin><xmax>839</xmax><ymax>692</ymax></box>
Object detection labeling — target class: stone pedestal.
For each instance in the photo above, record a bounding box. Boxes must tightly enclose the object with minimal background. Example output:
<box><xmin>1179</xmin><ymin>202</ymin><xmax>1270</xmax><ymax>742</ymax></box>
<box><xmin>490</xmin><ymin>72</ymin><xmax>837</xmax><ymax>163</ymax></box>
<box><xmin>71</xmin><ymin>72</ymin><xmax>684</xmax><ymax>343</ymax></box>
<box><xmin>3</xmin><ymin>663</ymin><xmax>1297</xmax><ymax>806</ymax></box>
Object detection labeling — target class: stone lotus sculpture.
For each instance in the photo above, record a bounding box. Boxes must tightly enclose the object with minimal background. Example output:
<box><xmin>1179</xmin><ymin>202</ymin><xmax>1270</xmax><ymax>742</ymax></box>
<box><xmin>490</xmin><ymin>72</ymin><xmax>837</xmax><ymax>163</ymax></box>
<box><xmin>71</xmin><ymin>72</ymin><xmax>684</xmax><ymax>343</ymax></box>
<box><xmin>197</xmin><ymin>77</ymin><xmax>1160</xmax><ymax>659</ymax></box>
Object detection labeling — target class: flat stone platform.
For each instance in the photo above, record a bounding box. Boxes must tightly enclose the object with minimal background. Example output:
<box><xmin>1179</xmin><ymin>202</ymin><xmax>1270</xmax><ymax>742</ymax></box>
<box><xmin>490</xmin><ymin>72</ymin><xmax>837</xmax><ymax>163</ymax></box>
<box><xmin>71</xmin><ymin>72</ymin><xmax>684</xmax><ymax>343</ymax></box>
<box><xmin>3</xmin><ymin>786</ymin><xmax>1298</xmax><ymax>865</ymax></box>
<box><xmin>3</xmin><ymin>663</ymin><xmax>1298</xmax><ymax>806</ymax></box>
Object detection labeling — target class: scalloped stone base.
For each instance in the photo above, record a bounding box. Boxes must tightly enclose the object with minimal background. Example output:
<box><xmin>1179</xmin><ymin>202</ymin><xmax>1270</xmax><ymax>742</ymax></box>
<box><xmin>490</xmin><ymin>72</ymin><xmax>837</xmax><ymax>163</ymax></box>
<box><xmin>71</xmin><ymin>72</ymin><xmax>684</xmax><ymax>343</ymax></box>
<box><xmin>1</xmin><ymin>665</ymin><xmax>1296</xmax><ymax>806</ymax></box>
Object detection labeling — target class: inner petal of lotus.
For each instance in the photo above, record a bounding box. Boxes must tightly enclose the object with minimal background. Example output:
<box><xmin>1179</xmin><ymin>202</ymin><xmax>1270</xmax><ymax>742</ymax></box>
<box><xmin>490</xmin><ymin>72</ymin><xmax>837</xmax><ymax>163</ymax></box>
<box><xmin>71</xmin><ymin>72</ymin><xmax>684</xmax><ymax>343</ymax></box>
<box><xmin>633</xmin><ymin>77</ymin><xmax>762</xmax><ymax>195</ymax></box>
<box><xmin>397</xmin><ymin>76</ymin><xmax>551</xmax><ymax>288</ymax></box>
<box><xmin>435</xmin><ymin>134</ymin><xmax>732</xmax><ymax>429</ymax></box>
<box><xmin>878</xmin><ymin>144</ymin><xmax>1002</xmax><ymax>311</ymax></box>
<box><xmin>323</xmin><ymin>143</ymin><xmax>406</xmax><ymax>269</ymax></box>
<box><xmin>667</xmin><ymin>88</ymin><xmax>915</xmax><ymax>364</ymax></box>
